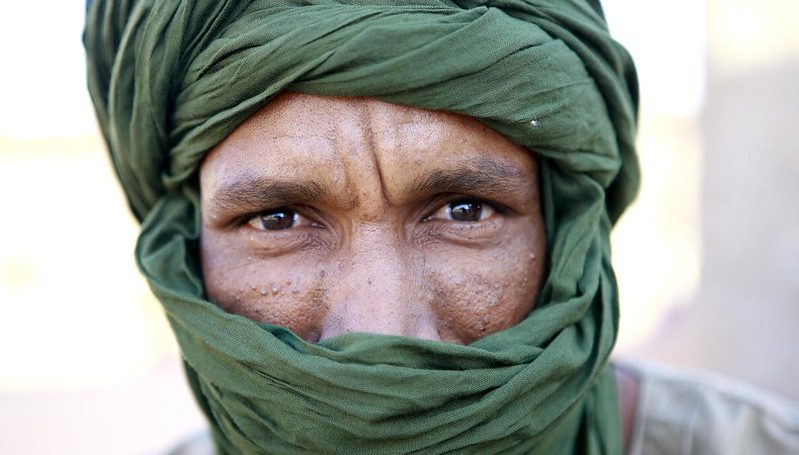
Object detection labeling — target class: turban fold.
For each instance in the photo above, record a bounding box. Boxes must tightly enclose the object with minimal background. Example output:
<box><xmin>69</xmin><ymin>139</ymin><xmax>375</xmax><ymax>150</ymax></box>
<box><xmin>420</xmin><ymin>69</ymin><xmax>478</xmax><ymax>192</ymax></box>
<box><xmin>85</xmin><ymin>1</ymin><xmax>638</xmax><ymax>453</ymax></box>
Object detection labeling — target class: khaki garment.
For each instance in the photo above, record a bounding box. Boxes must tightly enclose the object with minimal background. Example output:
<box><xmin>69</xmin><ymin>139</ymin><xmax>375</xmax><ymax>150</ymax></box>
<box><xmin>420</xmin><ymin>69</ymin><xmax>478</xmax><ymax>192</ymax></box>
<box><xmin>622</xmin><ymin>362</ymin><xmax>799</xmax><ymax>455</ymax></box>
<box><xmin>170</xmin><ymin>362</ymin><xmax>799</xmax><ymax>454</ymax></box>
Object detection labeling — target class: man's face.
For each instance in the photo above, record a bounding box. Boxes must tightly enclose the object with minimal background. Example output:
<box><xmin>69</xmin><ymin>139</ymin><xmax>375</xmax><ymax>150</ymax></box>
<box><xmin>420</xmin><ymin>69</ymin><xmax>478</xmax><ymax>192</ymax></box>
<box><xmin>199</xmin><ymin>93</ymin><xmax>546</xmax><ymax>344</ymax></box>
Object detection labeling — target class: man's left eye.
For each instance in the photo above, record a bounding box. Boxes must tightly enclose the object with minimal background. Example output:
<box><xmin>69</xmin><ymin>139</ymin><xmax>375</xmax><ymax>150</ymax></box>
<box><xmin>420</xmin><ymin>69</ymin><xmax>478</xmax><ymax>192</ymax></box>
<box><xmin>248</xmin><ymin>208</ymin><xmax>300</xmax><ymax>230</ymax></box>
<box><xmin>426</xmin><ymin>199</ymin><xmax>496</xmax><ymax>222</ymax></box>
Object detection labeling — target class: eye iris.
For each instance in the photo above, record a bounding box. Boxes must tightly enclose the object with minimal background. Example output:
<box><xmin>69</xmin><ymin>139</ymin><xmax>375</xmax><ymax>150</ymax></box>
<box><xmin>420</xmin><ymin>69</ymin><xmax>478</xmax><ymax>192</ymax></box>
<box><xmin>259</xmin><ymin>210</ymin><xmax>295</xmax><ymax>230</ymax></box>
<box><xmin>449</xmin><ymin>201</ymin><xmax>482</xmax><ymax>221</ymax></box>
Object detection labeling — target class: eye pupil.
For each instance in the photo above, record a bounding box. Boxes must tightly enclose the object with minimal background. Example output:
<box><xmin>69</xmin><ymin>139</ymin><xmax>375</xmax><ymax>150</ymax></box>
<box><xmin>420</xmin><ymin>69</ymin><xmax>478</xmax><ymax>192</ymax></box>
<box><xmin>449</xmin><ymin>201</ymin><xmax>482</xmax><ymax>221</ymax></box>
<box><xmin>259</xmin><ymin>210</ymin><xmax>296</xmax><ymax>230</ymax></box>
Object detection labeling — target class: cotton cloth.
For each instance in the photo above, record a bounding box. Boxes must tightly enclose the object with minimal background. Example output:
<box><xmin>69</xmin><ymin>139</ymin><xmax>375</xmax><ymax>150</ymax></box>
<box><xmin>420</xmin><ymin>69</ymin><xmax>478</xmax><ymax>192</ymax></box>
<box><xmin>84</xmin><ymin>1</ymin><xmax>639</xmax><ymax>453</ymax></box>
<box><xmin>621</xmin><ymin>362</ymin><xmax>799</xmax><ymax>455</ymax></box>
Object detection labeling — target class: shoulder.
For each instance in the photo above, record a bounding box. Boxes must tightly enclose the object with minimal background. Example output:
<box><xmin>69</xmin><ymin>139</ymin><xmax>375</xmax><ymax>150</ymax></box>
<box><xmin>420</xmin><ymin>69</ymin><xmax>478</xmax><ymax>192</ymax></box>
<box><xmin>618</xmin><ymin>361</ymin><xmax>799</xmax><ymax>455</ymax></box>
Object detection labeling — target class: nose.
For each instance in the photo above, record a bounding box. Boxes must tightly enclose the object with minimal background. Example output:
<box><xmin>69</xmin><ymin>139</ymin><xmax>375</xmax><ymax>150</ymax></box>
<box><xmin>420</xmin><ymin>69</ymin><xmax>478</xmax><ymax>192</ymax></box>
<box><xmin>319</xmin><ymin>226</ymin><xmax>441</xmax><ymax>342</ymax></box>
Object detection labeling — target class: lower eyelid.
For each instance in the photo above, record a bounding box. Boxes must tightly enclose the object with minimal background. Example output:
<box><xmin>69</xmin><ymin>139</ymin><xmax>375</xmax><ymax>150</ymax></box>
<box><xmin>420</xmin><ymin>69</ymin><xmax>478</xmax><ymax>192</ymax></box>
<box><xmin>423</xmin><ymin>210</ymin><xmax>503</xmax><ymax>229</ymax></box>
<box><xmin>415</xmin><ymin>218</ymin><xmax>504</xmax><ymax>246</ymax></box>
<box><xmin>243</xmin><ymin>227</ymin><xmax>329</xmax><ymax>251</ymax></box>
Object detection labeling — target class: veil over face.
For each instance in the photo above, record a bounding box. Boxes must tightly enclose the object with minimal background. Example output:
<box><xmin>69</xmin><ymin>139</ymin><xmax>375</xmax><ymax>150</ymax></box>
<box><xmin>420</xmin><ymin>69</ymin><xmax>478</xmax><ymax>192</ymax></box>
<box><xmin>84</xmin><ymin>1</ymin><xmax>639</xmax><ymax>453</ymax></box>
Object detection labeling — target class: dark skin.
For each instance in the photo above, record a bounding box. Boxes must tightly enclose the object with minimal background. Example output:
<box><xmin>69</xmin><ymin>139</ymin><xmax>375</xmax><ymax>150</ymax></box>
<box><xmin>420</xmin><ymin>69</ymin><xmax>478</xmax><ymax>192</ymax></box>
<box><xmin>199</xmin><ymin>92</ymin><xmax>636</xmax><ymax>447</ymax></box>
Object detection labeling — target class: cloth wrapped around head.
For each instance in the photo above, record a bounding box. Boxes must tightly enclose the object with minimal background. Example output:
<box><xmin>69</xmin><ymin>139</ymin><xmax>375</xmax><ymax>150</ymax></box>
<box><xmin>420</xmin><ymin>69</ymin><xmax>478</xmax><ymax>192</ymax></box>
<box><xmin>85</xmin><ymin>1</ymin><xmax>638</xmax><ymax>453</ymax></box>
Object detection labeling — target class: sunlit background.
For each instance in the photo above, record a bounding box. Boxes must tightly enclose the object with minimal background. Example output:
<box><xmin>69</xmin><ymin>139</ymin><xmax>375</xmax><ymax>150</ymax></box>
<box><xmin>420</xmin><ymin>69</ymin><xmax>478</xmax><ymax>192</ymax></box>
<box><xmin>1</xmin><ymin>1</ymin><xmax>797</xmax><ymax>453</ymax></box>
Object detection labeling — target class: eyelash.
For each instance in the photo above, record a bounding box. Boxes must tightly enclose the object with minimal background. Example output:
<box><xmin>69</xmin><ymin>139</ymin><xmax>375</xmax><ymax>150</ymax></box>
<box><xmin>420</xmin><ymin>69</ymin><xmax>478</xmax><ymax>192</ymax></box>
<box><xmin>241</xmin><ymin>196</ymin><xmax>507</xmax><ymax>232</ymax></box>
<box><xmin>239</xmin><ymin>205</ymin><xmax>320</xmax><ymax>231</ymax></box>
<box><xmin>421</xmin><ymin>197</ymin><xmax>502</xmax><ymax>223</ymax></box>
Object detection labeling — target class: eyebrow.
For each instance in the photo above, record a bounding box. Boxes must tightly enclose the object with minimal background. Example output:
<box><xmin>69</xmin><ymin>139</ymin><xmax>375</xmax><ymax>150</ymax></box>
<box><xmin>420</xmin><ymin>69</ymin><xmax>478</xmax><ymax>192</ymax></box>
<box><xmin>206</xmin><ymin>156</ymin><xmax>531</xmax><ymax>216</ymax></box>
<box><xmin>207</xmin><ymin>177</ymin><xmax>329</xmax><ymax>216</ymax></box>
<box><xmin>412</xmin><ymin>156</ymin><xmax>531</xmax><ymax>196</ymax></box>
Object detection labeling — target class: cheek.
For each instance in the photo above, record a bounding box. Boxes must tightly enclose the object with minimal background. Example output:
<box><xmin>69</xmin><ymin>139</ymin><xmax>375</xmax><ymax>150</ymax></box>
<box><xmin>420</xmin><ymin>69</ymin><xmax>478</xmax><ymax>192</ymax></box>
<box><xmin>423</xmin><ymin>231</ymin><xmax>544</xmax><ymax>344</ymax></box>
<box><xmin>200</xmin><ymin>235</ymin><xmax>329</xmax><ymax>342</ymax></box>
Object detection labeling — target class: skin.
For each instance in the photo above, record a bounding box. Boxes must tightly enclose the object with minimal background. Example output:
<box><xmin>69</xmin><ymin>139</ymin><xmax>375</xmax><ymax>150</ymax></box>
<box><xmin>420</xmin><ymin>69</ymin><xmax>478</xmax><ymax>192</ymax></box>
<box><xmin>198</xmin><ymin>91</ymin><xmax>636</xmax><ymax>444</ymax></box>
<box><xmin>200</xmin><ymin>92</ymin><xmax>546</xmax><ymax>345</ymax></box>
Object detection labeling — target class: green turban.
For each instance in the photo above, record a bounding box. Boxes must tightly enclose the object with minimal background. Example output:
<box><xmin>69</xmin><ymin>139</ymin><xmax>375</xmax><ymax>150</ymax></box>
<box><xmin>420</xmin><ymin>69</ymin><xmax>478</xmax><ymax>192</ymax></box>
<box><xmin>84</xmin><ymin>1</ymin><xmax>638</xmax><ymax>453</ymax></box>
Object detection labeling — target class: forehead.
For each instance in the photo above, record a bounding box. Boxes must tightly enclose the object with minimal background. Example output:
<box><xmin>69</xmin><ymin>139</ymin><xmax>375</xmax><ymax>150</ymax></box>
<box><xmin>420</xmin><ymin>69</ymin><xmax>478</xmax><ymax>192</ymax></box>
<box><xmin>201</xmin><ymin>92</ymin><xmax>535</xmax><ymax>203</ymax></box>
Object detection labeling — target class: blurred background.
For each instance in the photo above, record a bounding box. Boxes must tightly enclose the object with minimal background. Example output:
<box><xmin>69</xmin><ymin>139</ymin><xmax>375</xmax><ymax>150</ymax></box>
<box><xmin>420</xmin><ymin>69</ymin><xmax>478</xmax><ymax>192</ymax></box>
<box><xmin>1</xmin><ymin>0</ymin><xmax>797</xmax><ymax>453</ymax></box>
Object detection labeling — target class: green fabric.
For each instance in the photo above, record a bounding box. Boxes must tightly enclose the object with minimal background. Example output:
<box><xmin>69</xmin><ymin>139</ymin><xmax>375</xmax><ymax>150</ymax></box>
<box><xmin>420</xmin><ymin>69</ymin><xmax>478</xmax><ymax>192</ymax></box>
<box><xmin>84</xmin><ymin>1</ymin><xmax>638</xmax><ymax>453</ymax></box>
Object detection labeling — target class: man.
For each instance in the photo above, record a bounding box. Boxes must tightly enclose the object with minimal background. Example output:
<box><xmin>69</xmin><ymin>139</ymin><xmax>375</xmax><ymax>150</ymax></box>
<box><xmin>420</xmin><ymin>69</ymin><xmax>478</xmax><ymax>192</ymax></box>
<box><xmin>84</xmin><ymin>1</ymin><xmax>798</xmax><ymax>454</ymax></box>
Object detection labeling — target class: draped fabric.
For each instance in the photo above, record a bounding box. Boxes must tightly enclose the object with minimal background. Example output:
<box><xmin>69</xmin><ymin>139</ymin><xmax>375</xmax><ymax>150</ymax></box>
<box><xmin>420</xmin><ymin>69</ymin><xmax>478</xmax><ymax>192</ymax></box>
<box><xmin>84</xmin><ymin>1</ymin><xmax>638</xmax><ymax>453</ymax></box>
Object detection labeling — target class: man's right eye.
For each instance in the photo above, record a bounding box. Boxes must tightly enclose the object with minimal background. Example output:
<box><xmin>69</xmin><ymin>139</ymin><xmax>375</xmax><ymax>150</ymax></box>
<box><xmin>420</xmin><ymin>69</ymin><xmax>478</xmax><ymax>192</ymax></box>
<box><xmin>248</xmin><ymin>209</ymin><xmax>298</xmax><ymax>230</ymax></box>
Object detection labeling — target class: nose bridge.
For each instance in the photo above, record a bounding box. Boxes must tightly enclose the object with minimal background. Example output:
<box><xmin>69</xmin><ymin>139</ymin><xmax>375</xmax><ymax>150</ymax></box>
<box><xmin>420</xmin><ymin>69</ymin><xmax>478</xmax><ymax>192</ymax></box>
<box><xmin>320</xmin><ymin>225</ymin><xmax>439</xmax><ymax>341</ymax></box>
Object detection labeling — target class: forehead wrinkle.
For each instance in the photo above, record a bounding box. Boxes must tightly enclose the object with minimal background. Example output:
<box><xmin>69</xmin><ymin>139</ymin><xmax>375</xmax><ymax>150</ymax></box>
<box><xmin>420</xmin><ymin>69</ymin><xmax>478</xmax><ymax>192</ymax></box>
<box><xmin>326</xmin><ymin>103</ymin><xmax>364</xmax><ymax>211</ymax></box>
<box><xmin>262</xmin><ymin>97</ymin><xmax>363</xmax><ymax>211</ymax></box>
<box><xmin>320</xmin><ymin>97</ymin><xmax>404</xmax><ymax>217</ymax></box>
<box><xmin>361</xmin><ymin>98</ymin><xmax>392</xmax><ymax>209</ymax></box>
<box><xmin>358</xmin><ymin>103</ymin><xmax>533</xmax><ymax>206</ymax></box>
<box><xmin>362</xmin><ymin>100</ymin><xmax>442</xmax><ymax>206</ymax></box>
<box><xmin>204</xmin><ymin>138</ymin><xmax>357</xmax><ymax>215</ymax></box>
